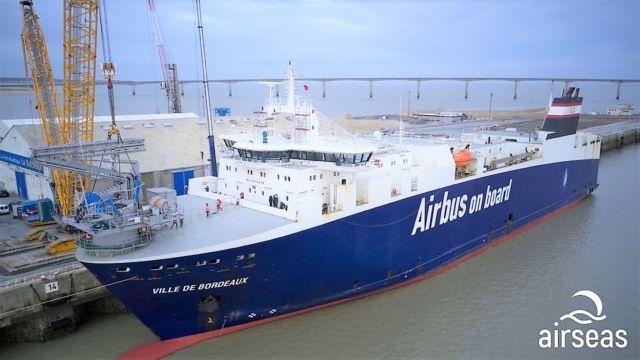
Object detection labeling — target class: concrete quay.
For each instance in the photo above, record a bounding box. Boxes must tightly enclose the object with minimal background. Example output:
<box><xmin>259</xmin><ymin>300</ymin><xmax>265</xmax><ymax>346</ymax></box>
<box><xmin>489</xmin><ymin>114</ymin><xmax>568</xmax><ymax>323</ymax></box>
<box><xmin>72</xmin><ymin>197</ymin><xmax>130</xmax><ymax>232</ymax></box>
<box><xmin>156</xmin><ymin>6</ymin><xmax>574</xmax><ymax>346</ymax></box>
<box><xmin>0</xmin><ymin>264</ymin><xmax>126</xmax><ymax>342</ymax></box>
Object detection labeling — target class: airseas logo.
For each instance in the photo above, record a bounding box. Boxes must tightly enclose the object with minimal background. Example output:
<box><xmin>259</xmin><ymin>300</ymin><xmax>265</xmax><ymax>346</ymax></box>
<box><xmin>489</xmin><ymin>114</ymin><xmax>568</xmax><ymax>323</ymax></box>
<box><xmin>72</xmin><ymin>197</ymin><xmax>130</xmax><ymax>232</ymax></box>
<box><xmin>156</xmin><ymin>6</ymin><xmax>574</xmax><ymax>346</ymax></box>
<box><xmin>538</xmin><ymin>290</ymin><xmax>628</xmax><ymax>349</ymax></box>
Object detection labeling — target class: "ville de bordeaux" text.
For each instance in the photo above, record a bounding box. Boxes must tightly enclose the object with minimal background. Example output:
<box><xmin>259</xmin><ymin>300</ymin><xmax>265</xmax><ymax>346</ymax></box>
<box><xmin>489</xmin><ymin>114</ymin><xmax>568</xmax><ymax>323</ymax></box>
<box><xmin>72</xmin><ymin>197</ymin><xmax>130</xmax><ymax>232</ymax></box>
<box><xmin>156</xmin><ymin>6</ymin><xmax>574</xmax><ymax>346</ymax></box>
<box><xmin>152</xmin><ymin>277</ymin><xmax>249</xmax><ymax>294</ymax></box>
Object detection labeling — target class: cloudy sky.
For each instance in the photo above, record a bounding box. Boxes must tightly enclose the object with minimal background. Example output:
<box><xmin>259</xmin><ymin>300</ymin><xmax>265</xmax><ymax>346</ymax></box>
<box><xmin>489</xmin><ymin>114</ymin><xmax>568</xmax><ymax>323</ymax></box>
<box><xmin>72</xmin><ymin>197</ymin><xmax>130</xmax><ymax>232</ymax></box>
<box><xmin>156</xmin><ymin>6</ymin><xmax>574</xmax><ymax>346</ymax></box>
<box><xmin>1</xmin><ymin>0</ymin><xmax>638</xmax><ymax>81</ymax></box>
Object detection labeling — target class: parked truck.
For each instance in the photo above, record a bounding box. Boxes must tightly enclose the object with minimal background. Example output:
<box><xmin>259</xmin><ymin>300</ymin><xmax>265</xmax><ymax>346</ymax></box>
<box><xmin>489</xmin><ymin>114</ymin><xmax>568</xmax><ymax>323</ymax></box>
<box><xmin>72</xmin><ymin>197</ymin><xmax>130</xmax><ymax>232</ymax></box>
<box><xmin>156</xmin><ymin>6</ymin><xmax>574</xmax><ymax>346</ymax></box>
<box><xmin>18</xmin><ymin>199</ymin><xmax>56</xmax><ymax>226</ymax></box>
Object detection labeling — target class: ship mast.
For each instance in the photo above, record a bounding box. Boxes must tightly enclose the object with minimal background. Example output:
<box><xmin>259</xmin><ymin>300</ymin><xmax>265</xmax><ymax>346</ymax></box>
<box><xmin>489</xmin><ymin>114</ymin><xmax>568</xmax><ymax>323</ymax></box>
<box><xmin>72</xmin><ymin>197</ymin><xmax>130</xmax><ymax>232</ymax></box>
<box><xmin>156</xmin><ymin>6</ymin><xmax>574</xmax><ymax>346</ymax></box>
<box><xmin>195</xmin><ymin>0</ymin><xmax>217</xmax><ymax>177</ymax></box>
<box><xmin>286</xmin><ymin>61</ymin><xmax>295</xmax><ymax>113</ymax></box>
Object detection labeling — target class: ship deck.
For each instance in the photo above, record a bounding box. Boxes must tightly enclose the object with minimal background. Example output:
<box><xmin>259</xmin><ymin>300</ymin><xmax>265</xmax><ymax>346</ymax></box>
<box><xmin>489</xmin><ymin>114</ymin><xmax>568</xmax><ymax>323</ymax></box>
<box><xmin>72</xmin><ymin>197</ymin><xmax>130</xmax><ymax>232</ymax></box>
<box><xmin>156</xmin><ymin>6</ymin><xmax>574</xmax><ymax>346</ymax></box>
<box><xmin>76</xmin><ymin>194</ymin><xmax>293</xmax><ymax>263</ymax></box>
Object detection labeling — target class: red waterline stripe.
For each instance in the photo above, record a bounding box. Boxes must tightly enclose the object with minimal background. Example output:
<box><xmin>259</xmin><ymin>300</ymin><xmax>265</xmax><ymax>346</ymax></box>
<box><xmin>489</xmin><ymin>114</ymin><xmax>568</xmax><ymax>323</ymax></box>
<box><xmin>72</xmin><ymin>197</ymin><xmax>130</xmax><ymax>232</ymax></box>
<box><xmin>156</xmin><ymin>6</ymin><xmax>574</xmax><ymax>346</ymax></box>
<box><xmin>119</xmin><ymin>196</ymin><xmax>588</xmax><ymax>360</ymax></box>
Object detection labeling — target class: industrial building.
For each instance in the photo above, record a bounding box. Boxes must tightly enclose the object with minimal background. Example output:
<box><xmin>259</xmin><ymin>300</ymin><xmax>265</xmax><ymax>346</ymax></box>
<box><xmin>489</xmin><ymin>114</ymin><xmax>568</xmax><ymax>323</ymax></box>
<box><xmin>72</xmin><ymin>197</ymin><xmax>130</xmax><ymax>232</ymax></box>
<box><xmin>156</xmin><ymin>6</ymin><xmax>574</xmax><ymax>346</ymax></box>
<box><xmin>412</xmin><ymin>111</ymin><xmax>469</xmax><ymax>123</ymax></box>
<box><xmin>607</xmin><ymin>104</ymin><xmax>635</xmax><ymax>116</ymax></box>
<box><xmin>0</xmin><ymin>112</ymin><xmax>215</xmax><ymax>202</ymax></box>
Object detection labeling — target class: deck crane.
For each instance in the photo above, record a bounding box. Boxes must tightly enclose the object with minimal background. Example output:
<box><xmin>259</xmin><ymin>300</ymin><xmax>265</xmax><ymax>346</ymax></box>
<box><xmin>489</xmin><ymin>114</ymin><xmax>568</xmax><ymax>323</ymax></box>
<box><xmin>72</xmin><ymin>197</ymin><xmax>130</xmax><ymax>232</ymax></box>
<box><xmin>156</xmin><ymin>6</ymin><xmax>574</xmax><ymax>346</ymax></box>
<box><xmin>147</xmin><ymin>0</ymin><xmax>182</xmax><ymax>113</ymax></box>
<box><xmin>20</xmin><ymin>0</ymin><xmax>99</xmax><ymax>217</ymax></box>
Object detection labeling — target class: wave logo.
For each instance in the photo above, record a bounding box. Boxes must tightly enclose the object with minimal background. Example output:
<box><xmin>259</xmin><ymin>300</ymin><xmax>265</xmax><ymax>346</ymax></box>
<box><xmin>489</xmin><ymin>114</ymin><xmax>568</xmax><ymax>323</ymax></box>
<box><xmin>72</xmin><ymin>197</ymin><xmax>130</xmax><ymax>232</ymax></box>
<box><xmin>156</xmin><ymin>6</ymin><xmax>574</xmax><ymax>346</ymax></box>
<box><xmin>539</xmin><ymin>290</ymin><xmax>628</xmax><ymax>349</ymax></box>
<box><xmin>559</xmin><ymin>290</ymin><xmax>606</xmax><ymax>325</ymax></box>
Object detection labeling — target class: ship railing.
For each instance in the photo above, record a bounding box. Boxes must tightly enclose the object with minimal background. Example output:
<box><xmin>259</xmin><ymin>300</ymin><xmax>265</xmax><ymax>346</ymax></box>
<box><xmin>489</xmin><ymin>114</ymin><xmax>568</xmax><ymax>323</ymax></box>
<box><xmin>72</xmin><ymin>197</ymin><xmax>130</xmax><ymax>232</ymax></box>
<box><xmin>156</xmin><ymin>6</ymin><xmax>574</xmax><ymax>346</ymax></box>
<box><xmin>484</xmin><ymin>150</ymin><xmax>543</xmax><ymax>172</ymax></box>
<box><xmin>72</xmin><ymin>210</ymin><xmax>147</xmax><ymax>236</ymax></box>
<box><xmin>0</xmin><ymin>263</ymin><xmax>84</xmax><ymax>289</ymax></box>
<box><xmin>355</xmin><ymin>131</ymin><xmax>457</xmax><ymax>144</ymax></box>
<box><xmin>76</xmin><ymin>230</ymin><xmax>152</xmax><ymax>256</ymax></box>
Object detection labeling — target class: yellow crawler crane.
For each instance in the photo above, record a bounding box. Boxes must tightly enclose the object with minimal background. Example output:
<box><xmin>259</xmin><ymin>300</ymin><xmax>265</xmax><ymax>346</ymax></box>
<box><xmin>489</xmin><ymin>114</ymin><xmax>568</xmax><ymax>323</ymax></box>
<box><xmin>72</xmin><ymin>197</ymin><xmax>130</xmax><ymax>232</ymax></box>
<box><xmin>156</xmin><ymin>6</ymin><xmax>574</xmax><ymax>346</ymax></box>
<box><xmin>21</xmin><ymin>0</ymin><xmax>99</xmax><ymax>254</ymax></box>
<box><xmin>21</xmin><ymin>0</ymin><xmax>98</xmax><ymax>218</ymax></box>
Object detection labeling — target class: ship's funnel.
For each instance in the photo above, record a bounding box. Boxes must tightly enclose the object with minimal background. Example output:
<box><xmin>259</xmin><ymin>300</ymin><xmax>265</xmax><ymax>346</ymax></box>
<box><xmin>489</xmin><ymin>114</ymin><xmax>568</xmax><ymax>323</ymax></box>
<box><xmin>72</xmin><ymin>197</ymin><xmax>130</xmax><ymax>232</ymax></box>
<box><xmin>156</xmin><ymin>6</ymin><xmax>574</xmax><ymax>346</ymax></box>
<box><xmin>541</xmin><ymin>87</ymin><xmax>582</xmax><ymax>139</ymax></box>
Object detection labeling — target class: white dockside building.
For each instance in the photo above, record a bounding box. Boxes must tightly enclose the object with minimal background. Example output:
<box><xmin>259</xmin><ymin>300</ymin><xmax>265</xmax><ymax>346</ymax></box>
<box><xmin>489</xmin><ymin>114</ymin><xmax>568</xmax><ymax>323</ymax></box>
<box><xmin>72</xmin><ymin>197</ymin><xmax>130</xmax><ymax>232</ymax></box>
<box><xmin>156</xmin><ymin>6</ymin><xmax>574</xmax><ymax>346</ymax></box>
<box><xmin>0</xmin><ymin>113</ymin><xmax>212</xmax><ymax>201</ymax></box>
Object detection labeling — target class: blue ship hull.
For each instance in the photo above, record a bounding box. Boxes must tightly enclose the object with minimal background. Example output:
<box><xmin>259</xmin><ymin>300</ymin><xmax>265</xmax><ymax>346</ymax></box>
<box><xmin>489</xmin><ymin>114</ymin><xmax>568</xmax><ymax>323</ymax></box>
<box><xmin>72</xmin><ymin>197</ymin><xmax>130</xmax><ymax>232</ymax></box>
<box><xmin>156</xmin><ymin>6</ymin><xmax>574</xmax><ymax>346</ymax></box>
<box><xmin>82</xmin><ymin>159</ymin><xmax>599</xmax><ymax>340</ymax></box>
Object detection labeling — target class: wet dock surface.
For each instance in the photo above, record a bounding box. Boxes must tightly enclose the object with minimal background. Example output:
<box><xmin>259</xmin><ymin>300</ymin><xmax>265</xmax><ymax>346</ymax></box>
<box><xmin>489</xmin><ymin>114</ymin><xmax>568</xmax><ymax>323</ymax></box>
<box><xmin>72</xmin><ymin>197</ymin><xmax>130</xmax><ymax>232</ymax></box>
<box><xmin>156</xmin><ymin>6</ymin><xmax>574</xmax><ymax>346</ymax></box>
<box><xmin>0</xmin><ymin>197</ymin><xmax>76</xmax><ymax>280</ymax></box>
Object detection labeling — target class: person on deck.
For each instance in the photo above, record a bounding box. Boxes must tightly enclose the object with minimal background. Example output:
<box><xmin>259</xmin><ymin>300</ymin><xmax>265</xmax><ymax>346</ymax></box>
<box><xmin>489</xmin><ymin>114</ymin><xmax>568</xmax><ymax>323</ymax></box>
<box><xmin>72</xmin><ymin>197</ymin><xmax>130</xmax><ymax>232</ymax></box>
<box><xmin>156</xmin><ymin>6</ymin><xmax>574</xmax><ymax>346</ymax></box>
<box><xmin>216</xmin><ymin>198</ymin><xmax>223</xmax><ymax>212</ymax></box>
<box><xmin>205</xmin><ymin>203</ymin><xmax>211</xmax><ymax>218</ymax></box>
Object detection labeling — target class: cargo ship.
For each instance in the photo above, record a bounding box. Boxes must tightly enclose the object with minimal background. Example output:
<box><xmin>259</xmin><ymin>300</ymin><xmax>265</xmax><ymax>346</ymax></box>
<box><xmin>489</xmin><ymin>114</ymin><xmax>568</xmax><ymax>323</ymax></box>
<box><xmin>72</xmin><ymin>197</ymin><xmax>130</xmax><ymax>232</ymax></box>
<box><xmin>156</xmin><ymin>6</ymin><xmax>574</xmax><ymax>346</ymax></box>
<box><xmin>62</xmin><ymin>64</ymin><xmax>600</xmax><ymax>341</ymax></box>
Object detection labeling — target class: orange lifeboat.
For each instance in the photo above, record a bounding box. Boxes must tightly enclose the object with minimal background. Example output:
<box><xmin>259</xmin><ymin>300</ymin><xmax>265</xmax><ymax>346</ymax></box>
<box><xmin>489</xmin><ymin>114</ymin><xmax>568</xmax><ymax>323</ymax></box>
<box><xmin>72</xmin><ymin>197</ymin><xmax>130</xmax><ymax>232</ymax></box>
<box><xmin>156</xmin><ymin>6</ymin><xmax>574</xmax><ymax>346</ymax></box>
<box><xmin>453</xmin><ymin>149</ymin><xmax>473</xmax><ymax>168</ymax></box>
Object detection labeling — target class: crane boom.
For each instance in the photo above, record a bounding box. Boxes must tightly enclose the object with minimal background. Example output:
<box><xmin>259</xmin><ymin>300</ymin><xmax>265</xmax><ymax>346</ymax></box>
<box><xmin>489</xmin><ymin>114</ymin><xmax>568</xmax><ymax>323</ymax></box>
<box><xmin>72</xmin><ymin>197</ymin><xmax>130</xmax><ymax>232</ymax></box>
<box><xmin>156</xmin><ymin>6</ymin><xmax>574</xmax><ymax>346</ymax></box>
<box><xmin>20</xmin><ymin>0</ymin><xmax>76</xmax><ymax>216</ymax></box>
<box><xmin>20</xmin><ymin>1</ymin><xmax>64</xmax><ymax>145</ymax></box>
<box><xmin>61</xmin><ymin>0</ymin><xmax>99</xmax><ymax>215</ymax></box>
<box><xmin>147</xmin><ymin>0</ymin><xmax>182</xmax><ymax>113</ymax></box>
<box><xmin>63</xmin><ymin>0</ymin><xmax>98</xmax><ymax>145</ymax></box>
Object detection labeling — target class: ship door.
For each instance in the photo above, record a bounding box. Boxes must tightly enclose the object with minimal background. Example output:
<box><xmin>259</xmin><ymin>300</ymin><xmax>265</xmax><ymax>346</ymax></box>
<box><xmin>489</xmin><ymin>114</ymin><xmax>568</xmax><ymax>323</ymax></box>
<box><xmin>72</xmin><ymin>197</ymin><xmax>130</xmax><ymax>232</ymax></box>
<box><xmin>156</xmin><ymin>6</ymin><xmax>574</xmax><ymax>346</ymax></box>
<box><xmin>197</xmin><ymin>295</ymin><xmax>220</xmax><ymax>331</ymax></box>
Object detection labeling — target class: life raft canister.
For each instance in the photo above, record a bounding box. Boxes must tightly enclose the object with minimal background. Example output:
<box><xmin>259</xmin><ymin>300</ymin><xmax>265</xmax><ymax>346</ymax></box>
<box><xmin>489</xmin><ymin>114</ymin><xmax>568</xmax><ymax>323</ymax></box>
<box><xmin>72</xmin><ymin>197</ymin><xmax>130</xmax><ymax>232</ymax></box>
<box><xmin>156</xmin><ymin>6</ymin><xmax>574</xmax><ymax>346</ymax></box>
<box><xmin>453</xmin><ymin>149</ymin><xmax>473</xmax><ymax>168</ymax></box>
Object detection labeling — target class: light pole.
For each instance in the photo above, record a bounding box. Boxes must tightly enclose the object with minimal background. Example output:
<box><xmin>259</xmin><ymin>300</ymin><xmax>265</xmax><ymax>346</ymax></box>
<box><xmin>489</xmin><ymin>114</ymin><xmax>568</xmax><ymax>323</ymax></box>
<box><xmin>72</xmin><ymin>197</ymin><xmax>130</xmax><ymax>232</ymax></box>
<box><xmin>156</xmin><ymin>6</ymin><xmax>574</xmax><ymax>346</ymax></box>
<box><xmin>489</xmin><ymin>92</ymin><xmax>494</xmax><ymax>120</ymax></box>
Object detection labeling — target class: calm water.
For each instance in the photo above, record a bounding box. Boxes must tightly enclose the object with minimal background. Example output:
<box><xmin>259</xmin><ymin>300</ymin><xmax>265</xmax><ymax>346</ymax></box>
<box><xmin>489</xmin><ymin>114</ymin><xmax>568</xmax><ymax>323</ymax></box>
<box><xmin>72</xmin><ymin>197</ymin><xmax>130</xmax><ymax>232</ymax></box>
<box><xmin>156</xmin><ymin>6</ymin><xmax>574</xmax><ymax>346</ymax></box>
<box><xmin>1</xmin><ymin>146</ymin><xmax>638</xmax><ymax>359</ymax></box>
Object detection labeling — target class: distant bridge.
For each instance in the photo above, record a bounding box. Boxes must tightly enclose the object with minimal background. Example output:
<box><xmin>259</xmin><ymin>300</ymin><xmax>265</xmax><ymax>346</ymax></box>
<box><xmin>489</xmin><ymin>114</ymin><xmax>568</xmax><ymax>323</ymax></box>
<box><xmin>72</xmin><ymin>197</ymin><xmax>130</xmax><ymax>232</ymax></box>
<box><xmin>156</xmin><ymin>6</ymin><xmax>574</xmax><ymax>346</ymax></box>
<box><xmin>1</xmin><ymin>76</ymin><xmax>638</xmax><ymax>100</ymax></box>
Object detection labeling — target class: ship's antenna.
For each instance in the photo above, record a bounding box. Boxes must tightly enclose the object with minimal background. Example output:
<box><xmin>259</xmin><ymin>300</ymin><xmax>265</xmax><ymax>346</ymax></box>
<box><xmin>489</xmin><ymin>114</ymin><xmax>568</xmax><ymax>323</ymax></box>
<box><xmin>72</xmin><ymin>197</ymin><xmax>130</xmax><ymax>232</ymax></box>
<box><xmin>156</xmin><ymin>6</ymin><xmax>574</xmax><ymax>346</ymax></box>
<box><xmin>195</xmin><ymin>0</ymin><xmax>217</xmax><ymax>177</ymax></box>
<box><xmin>399</xmin><ymin>94</ymin><xmax>404</xmax><ymax>144</ymax></box>
<box><xmin>287</xmin><ymin>61</ymin><xmax>295</xmax><ymax>113</ymax></box>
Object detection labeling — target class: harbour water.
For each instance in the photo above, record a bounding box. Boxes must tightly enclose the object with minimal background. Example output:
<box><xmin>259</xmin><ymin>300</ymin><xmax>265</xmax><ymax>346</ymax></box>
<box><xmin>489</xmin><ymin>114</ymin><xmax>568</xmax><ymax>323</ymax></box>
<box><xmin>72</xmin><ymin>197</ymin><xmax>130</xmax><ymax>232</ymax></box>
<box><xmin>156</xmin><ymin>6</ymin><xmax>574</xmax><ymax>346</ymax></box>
<box><xmin>1</xmin><ymin>144</ymin><xmax>637</xmax><ymax>359</ymax></box>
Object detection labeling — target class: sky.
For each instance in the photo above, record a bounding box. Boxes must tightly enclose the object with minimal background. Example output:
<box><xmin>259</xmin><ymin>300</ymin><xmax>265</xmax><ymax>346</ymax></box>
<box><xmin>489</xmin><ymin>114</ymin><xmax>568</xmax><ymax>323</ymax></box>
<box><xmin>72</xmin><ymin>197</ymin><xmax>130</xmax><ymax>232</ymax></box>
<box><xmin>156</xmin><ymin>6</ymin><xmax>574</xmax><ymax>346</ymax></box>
<box><xmin>0</xmin><ymin>0</ymin><xmax>638</xmax><ymax>81</ymax></box>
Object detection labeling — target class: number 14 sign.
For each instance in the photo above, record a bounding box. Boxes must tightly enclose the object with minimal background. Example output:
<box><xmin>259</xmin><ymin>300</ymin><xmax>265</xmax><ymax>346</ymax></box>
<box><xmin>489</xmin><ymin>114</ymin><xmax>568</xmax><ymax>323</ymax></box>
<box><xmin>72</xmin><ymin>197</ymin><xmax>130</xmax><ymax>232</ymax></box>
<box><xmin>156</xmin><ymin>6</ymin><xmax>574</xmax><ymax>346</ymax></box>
<box><xmin>45</xmin><ymin>281</ymin><xmax>59</xmax><ymax>294</ymax></box>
